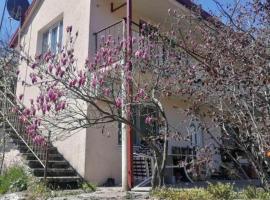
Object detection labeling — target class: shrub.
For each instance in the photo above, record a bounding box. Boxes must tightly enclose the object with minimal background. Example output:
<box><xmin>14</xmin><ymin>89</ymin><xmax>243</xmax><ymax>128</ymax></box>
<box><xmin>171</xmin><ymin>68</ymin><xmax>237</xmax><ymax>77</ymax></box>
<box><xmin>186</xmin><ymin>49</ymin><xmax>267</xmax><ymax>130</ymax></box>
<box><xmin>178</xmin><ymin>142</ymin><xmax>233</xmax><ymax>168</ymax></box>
<box><xmin>0</xmin><ymin>166</ymin><xmax>28</xmax><ymax>194</ymax></box>
<box><xmin>207</xmin><ymin>183</ymin><xmax>235</xmax><ymax>200</ymax></box>
<box><xmin>242</xmin><ymin>186</ymin><xmax>270</xmax><ymax>200</ymax></box>
<box><xmin>80</xmin><ymin>182</ymin><xmax>96</xmax><ymax>192</ymax></box>
<box><xmin>151</xmin><ymin>188</ymin><xmax>213</xmax><ymax>200</ymax></box>
<box><xmin>27</xmin><ymin>180</ymin><xmax>50</xmax><ymax>200</ymax></box>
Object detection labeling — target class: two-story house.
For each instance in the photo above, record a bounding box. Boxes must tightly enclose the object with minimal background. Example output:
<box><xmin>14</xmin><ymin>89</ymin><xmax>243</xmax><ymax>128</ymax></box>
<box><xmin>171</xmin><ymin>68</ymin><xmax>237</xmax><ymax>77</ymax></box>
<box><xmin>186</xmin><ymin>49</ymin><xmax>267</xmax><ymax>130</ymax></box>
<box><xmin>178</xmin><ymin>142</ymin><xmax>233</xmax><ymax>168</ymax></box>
<box><xmin>7</xmin><ymin>0</ymin><xmax>224</xmax><ymax>187</ymax></box>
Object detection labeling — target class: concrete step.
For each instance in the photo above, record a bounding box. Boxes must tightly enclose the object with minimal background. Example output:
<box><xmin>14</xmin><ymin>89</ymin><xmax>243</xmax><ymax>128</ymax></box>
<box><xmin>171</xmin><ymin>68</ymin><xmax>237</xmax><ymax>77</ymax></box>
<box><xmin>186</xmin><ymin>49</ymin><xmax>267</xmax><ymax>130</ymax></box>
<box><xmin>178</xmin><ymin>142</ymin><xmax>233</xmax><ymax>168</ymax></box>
<box><xmin>32</xmin><ymin>168</ymin><xmax>76</xmax><ymax>177</ymax></box>
<box><xmin>22</xmin><ymin>153</ymin><xmax>64</xmax><ymax>161</ymax></box>
<box><xmin>27</xmin><ymin>160</ymin><xmax>70</xmax><ymax>169</ymax></box>
<box><xmin>18</xmin><ymin>145</ymin><xmax>58</xmax><ymax>154</ymax></box>
<box><xmin>40</xmin><ymin>176</ymin><xmax>82</xmax><ymax>189</ymax></box>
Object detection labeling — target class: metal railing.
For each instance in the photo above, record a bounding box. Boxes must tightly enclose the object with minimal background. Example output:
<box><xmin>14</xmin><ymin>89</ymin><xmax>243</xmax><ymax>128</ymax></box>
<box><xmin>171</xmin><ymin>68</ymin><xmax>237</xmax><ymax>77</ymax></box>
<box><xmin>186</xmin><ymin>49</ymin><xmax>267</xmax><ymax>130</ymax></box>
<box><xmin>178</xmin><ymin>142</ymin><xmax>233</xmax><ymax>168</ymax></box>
<box><xmin>94</xmin><ymin>19</ymin><xmax>167</xmax><ymax>68</ymax></box>
<box><xmin>94</xmin><ymin>19</ymin><xmax>140</xmax><ymax>53</ymax></box>
<box><xmin>0</xmin><ymin>87</ymin><xmax>50</xmax><ymax>179</ymax></box>
<box><xmin>133</xmin><ymin>152</ymin><xmax>154</xmax><ymax>187</ymax></box>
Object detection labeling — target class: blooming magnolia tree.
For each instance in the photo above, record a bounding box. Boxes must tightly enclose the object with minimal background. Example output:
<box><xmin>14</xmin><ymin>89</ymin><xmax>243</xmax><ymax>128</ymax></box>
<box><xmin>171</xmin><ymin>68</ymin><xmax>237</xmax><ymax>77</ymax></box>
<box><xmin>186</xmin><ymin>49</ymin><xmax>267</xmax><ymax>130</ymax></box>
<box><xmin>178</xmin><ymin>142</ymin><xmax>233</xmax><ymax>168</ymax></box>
<box><xmin>163</xmin><ymin>0</ymin><xmax>270</xmax><ymax>189</ymax></box>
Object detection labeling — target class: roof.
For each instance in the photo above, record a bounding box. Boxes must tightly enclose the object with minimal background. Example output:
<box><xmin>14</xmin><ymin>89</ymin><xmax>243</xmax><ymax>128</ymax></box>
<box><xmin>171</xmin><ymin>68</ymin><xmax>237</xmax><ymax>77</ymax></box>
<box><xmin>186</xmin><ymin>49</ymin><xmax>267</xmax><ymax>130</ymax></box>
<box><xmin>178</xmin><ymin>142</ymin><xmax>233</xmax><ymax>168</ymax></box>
<box><xmin>176</xmin><ymin>0</ymin><xmax>212</xmax><ymax>20</ymax></box>
<box><xmin>9</xmin><ymin>0</ymin><xmax>213</xmax><ymax>48</ymax></box>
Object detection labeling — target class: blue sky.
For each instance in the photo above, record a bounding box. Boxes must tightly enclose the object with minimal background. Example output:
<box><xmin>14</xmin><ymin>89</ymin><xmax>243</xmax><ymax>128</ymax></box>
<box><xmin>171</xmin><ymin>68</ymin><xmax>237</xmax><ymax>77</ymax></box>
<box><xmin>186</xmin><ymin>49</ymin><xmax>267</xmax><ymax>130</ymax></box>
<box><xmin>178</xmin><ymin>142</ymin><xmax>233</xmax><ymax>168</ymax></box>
<box><xmin>0</xmin><ymin>0</ymin><xmax>19</xmax><ymax>42</ymax></box>
<box><xmin>0</xmin><ymin>0</ymin><xmax>233</xmax><ymax>42</ymax></box>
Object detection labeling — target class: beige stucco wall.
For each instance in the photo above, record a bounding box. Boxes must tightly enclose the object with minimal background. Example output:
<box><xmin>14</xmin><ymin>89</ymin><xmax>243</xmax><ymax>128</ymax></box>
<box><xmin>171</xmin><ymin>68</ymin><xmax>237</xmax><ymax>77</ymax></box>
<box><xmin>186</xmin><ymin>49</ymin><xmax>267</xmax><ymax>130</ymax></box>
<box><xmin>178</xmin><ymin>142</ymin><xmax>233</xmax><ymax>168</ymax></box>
<box><xmin>16</xmin><ymin>0</ymin><xmax>91</xmax><ymax>177</ymax></box>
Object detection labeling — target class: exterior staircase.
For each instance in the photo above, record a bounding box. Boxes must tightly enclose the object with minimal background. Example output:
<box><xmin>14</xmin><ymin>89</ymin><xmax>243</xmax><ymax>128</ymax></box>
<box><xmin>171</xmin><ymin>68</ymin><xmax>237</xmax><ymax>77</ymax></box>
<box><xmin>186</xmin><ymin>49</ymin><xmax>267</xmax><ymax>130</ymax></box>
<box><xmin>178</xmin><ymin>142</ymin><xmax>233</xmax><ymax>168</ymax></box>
<box><xmin>133</xmin><ymin>146</ymin><xmax>153</xmax><ymax>187</ymax></box>
<box><xmin>0</xmin><ymin>88</ymin><xmax>82</xmax><ymax>189</ymax></box>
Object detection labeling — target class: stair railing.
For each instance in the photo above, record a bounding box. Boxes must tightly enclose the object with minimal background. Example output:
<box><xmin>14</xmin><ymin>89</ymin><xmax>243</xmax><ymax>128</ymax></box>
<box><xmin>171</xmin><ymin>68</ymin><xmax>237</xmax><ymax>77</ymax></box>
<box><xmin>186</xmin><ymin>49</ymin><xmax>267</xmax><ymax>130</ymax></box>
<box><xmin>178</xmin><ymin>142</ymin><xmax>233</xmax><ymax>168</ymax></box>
<box><xmin>133</xmin><ymin>152</ymin><xmax>154</xmax><ymax>187</ymax></box>
<box><xmin>0</xmin><ymin>87</ymin><xmax>49</xmax><ymax>179</ymax></box>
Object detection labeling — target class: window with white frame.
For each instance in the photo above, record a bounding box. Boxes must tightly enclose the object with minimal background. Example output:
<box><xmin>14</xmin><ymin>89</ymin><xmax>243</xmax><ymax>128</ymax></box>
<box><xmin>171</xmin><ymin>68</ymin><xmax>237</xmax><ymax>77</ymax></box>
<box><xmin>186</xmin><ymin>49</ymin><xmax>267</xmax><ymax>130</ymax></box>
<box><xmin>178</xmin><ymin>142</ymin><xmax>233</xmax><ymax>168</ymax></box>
<box><xmin>42</xmin><ymin>21</ymin><xmax>63</xmax><ymax>54</ymax></box>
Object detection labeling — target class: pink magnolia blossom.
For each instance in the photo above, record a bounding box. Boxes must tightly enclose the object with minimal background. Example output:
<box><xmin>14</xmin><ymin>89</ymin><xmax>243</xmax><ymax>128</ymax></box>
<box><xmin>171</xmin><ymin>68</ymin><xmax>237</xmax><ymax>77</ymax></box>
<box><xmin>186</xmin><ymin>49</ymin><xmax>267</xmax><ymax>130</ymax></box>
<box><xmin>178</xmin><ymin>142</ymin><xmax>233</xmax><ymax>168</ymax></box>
<box><xmin>115</xmin><ymin>97</ymin><xmax>122</xmax><ymax>109</ymax></box>
<box><xmin>145</xmin><ymin>116</ymin><xmax>153</xmax><ymax>125</ymax></box>
<box><xmin>138</xmin><ymin>88</ymin><xmax>145</xmax><ymax>98</ymax></box>
<box><xmin>19</xmin><ymin>94</ymin><xmax>24</xmax><ymax>101</ymax></box>
<box><xmin>103</xmin><ymin>88</ymin><xmax>110</xmax><ymax>96</ymax></box>
<box><xmin>30</xmin><ymin>73</ymin><xmax>37</xmax><ymax>84</ymax></box>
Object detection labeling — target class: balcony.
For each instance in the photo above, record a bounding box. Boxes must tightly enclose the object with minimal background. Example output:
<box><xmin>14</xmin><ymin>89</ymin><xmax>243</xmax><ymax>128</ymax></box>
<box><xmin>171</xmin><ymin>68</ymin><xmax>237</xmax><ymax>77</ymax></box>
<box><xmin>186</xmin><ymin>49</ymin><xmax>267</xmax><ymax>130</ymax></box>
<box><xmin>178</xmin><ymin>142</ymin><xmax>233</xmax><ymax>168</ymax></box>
<box><xmin>94</xmin><ymin>19</ymin><xmax>141</xmax><ymax>53</ymax></box>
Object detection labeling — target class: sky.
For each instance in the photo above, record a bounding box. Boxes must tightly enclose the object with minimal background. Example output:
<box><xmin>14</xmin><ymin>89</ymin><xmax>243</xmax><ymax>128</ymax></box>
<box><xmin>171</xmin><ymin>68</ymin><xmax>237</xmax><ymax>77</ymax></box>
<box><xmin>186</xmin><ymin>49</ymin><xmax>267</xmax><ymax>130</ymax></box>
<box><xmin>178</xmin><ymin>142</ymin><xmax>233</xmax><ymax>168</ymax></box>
<box><xmin>0</xmin><ymin>0</ymin><xmax>234</xmax><ymax>43</ymax></box>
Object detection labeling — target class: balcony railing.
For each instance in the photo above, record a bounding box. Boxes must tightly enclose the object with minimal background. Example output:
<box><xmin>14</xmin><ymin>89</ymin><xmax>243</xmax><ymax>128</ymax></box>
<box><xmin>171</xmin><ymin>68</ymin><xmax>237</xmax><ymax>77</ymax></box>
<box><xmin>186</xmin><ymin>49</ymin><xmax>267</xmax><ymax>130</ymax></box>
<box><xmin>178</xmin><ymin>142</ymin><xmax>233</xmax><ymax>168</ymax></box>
<box><xmin>94</xmin><ymin>19</ymin><xmax>141</xmax><ymax>53</ymax></box>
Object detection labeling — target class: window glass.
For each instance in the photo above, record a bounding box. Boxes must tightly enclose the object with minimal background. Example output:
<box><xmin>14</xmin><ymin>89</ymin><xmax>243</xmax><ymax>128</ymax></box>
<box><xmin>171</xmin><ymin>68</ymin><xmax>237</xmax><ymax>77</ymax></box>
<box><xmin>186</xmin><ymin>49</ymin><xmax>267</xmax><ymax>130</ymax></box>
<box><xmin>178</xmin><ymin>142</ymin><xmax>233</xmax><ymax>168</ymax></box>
<box><xmin>41</xmin><ymin>21</ymin><xmax>63</xmax><ymax>54</ymax></box>
<box><xmin>51</xmin><ymin>26</ymin><xmax>58</xmax><ymax>54</ymax></box>
<box><xmin>42</xmin><ymin>31</ymin><xmax>49</xmax><ymax>53</ymax></box>
<box><xmin>58</xmin><ymin>21</ymin><xmax>63</xmax><ymax>51</ymax></box>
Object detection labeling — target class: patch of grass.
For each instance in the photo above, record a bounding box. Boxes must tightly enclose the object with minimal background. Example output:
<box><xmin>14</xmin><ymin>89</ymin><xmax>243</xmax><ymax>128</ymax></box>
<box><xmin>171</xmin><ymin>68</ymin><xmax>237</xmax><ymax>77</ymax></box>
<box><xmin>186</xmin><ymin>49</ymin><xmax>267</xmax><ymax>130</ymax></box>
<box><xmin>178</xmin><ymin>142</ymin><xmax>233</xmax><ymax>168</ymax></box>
<box><xmin>207</xmin><ymin>182</ymin><xmax>235</xmax><ymax>200</ymax></box>
<box><xmin>80</xmin><ymin>182</ymin><xmax>96</xmax><ymax>192</ymax></box>
<box><xmin>0</xmin><ymin>166</ymin><xmax>28</xmax><ymax>194</ymax></box>
<box><xmin>151</xmin><ymin>183</ymin><xmax>270</xmax><ymax>200</ymax></box>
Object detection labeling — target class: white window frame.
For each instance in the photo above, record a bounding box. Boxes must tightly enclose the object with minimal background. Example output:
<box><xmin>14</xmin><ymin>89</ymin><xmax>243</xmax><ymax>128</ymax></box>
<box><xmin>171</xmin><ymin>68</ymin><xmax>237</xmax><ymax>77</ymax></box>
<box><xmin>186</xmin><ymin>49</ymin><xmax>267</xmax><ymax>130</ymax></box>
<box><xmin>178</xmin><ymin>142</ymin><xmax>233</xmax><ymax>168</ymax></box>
<box><xmin>42</xmin><ymin>21</ymin><xmax>63</xmax><ymax>54</ymax></box>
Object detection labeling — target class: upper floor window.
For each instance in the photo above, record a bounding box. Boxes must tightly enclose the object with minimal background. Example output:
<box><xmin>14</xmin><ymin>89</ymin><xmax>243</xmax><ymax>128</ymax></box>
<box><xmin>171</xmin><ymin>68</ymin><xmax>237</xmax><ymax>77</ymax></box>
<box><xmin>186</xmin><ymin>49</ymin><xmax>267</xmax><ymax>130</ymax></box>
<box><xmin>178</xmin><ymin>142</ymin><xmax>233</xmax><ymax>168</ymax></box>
<box><xmin>42</xmin><ymin>21</ymin><xmax>63</xmax><ymax>54</ymax></box>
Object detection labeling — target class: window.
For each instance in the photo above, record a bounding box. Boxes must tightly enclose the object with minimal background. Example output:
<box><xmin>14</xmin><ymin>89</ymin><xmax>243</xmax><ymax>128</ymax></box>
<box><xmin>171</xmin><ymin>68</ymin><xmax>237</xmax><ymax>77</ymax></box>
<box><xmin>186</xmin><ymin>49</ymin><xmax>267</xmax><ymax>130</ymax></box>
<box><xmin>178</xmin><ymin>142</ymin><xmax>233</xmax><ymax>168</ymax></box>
<box><xmin>189</xmin><ymin>119</ymin><xmax>204</xmax><ymax>148</ymax></box>
<box><xmin>42</xmin><ymin>21</ymin><xmax>63</xmax><ymax>54</ymax></box>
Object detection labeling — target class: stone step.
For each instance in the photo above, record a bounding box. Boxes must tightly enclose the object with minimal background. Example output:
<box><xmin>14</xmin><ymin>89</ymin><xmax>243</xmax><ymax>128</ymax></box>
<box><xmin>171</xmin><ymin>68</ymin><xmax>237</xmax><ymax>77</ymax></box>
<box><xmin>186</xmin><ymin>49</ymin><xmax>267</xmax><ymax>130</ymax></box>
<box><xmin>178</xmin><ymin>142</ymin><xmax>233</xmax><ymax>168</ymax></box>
<box><xmin>32</xmin><ymin>168</ymin><xmax>76</xmax><ymax>177</ymax></box>
<box><xmin>22</xmin><ymin>153</ymin><xmax>64</xmax><ymax>161</ymax></box>
<box><xmin>27</xmin><ymin>160</ymin><xmax>70</xmax><ymax>169</ymax></box>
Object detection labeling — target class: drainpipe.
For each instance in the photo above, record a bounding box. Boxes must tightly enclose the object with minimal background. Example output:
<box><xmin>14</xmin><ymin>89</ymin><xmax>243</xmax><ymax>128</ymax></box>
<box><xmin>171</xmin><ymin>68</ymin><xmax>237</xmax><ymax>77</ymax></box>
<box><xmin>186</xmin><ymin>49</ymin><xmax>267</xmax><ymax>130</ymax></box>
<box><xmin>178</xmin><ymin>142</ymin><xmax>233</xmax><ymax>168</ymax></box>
<box><xmin>122</xmin><ymin>0</ymin><xmax>133</xmax><ymax>191</ymax></box>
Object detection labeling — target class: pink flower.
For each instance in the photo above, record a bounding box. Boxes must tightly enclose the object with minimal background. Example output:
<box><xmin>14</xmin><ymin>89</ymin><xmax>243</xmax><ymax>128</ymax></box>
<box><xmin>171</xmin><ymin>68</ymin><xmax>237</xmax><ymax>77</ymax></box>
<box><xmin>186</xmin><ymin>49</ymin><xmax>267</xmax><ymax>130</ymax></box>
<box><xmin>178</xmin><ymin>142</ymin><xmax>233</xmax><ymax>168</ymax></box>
<box><xmin>138</xmin><ymin>88</ymin><xmax>145</xmax><ymax>98</ymax></box>
<box><xmin>145</xmin><ymin>116</ymin><xmax>153</xmax><ymax>125</ymax></box>
<box><xmin>31</xmin><ymin>63</ymin><xmax>37</xmax><ymax>69</ymax></box>
<box><xmin>103</xmin><ymin>88</ymin><xmax>110</xmax><ymax>96</ymax></box>
<box><xmin>91</xmin><ymin>77</ymin><xmax>97</xmax><ymax>87</ymax></box>
<box><xmin>48</xmin><ymin>65</ymin><xmax>53</xmax><ymax>73</ymax></box>
<box><xmin>31</xmin><ymin>106</ymin><xmax>36</xmax><ymax>116</ymax></box>
<box><xmin>135</xmin><ymin>50</ymin><xmax>143</xmax><ymax>58</ymax></box>
<box><xmin>30</xmin><ymin>73</ymin><xmax>37</xmax><ymax>84</ymax></box>
<box><xmin>19</xmin><ymin>94</ymin><xmax>24</xmax><ymax>101</ymax></box>
<box><xmin>115</xmin><ymin>97</ymin><xmax>122</xmax><ymax>109</ymax></box>
<box><xmin>60</xmin><ymin>101</ymin><xmax>66</xmax><ymax>110</ymax></box>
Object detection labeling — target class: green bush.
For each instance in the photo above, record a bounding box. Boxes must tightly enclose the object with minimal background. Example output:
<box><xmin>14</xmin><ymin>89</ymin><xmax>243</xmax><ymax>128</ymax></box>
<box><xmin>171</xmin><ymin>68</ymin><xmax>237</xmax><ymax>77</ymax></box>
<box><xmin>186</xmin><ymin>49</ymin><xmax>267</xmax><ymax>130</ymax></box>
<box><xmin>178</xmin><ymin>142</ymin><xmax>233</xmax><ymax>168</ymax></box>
<box><xmin>27</xmin><ymin>180</ymin><xmax>51</xmax><ymax>200</ymax></box>
<box><xmin>80</xmin><ymin>182</ymin><xmax>96</xmax><ymax>192</ymax></box>
<box><xmin>207</xmin><ymin>183</ymin><xmax>235</xmax><ymax>200</ymax></box>
<box><xmin>0</xmin><ymin>166</ymin><xmax>28</xmax><ymax>194</ymax></box>
<box><xmin>242</xmin><ymin>186</ymin><xmax>270</xmax><ymax>200</ymax></box>
<box><xmin>152</xmin><ymin>188</ymin><xmax>213</xmax><ymax>200</ymax></box>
